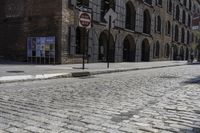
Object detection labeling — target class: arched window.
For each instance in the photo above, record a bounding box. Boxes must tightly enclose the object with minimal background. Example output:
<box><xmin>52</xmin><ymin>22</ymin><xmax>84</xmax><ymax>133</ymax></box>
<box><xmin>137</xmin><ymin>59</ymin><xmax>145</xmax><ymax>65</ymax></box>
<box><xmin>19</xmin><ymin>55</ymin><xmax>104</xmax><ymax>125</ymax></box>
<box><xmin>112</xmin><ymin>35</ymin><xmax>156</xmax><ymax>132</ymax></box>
<box><xmin>154</xmin><ymin>41</ymin><xmax>160</xmax><ymax>58</ymax></box>
<box><xmin>194</xmin><ymin>5</ymin><xmax>196</xmax><ymax>13</ymax></box>
<box><xmin>189</xmin><ymin>0</ymin><xmax>192</xmax><ymax>10</ymax></box>
<box><xmin>101</xmin><ymin>0</ymin><xmax>115</xmax><ymax>22</ymax></box>
<box><xmin>166</xmin><ymin>21</ymin><xmax>171</xmax><ymax>35</ymax></box>
<box><xmin>77</xmin><ymin>0</ymin><xmax>89</xmax><ymax>7</ymax></box>
<box><xmin>176</xmin><ymin>5</ymin><xmax>180</xmax><ymax>21</ymax></box>
<box><xmin>183</xmin><ymin>0</ymin><xmax>187</xmax><ymax>7</ymax></box>
<box><xmin>168</xmin><ymin>0</ymin><xmax>172</xmax><ymax>13</ymax></box>
<box><xmin>125</xmin><ymin>1</ymin><xmax>136</xmax><ymax>31</ymax></box>
<box><xmin>182</xmin><ymin>10</ymin><xmax>186</xmax><ymax>24</ymax></box>
<box><xmin>157</xmin><ymin>0</ymin><xmax>162</xmax><ymax>6</ymax></box>
<box><xmin>175</xmin><ymin>25</ymin><xmax>179</xmax><ymax>42</ymax></box>
<box><xmin>165</xmin><ymin>43</ymin><xmax>170</xmax><ymax>58</ymax></box>
<box><xmin>181</xmin><ymin>28</ymin><xmax>185</xmax><ymax>43</ymax></box>
<box><xmin>143</xmin><ymin>10</ymin><xmax>151</xmax><ymax>34</ymax></box>
<box><xmin>188</xmin><ymin>15</ymin><xmax>191</xmax><ymax>27</ymax></box>
<box><xmin>144</xmin><ymin>0</ymin><xmax>152</xmax><ymax>5</ymax></box>
<box><xmin>157</xmin><ymin>16</ymin><xmax>161</xmax><ymax>32</ymax></box>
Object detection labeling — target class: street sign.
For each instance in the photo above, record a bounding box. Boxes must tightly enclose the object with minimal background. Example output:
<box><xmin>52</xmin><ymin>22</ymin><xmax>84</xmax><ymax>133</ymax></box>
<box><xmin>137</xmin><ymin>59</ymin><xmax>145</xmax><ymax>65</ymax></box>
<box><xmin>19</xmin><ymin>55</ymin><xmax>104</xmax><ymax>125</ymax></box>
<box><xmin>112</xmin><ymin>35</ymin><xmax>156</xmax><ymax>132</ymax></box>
<box><xmin>79</xmin><ymin>11</ymin><xmax>92</xmax><ymax>29</ymax></box>
<box><xmin>104</xmin><ymin>8</ymin><xmax>117</xmax><ymax>29</ymax></box>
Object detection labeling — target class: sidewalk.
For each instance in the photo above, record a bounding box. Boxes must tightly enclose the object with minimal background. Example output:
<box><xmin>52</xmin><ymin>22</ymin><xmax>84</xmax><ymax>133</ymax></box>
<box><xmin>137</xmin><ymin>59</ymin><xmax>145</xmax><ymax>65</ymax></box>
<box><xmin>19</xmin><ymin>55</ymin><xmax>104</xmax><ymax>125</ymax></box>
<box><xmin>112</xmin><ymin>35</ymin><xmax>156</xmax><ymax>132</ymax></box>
<box><xmin>0</xmin><ymin>61</ymin><xmax>188</xmax><ymax>84</ymax></box>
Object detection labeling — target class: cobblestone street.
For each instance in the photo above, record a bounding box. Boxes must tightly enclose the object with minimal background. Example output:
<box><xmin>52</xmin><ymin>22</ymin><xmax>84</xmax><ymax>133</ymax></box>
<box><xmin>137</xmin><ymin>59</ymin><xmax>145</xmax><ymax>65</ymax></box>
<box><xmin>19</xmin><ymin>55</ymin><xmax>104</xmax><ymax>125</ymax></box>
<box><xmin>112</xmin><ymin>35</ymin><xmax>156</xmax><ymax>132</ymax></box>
<box><xmin>0</xmin><ymin>65</ymin><xmax>200</xmax><ymax>133</ymax></box>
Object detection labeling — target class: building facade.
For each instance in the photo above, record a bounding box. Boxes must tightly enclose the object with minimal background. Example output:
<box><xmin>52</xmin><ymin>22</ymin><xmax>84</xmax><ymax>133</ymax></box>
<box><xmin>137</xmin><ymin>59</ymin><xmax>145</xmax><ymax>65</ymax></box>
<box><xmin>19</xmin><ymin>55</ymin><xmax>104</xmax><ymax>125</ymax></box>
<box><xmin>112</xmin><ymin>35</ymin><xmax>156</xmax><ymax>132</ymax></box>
<box><xmin>0</xmin><ymin>0</ymin><xmax>199</xmax><ymax>64</ymax></box>
<box><xmin>192</xmin><ymin>3</ymin><xmax>200</xmax><ymax>61</ymax></box>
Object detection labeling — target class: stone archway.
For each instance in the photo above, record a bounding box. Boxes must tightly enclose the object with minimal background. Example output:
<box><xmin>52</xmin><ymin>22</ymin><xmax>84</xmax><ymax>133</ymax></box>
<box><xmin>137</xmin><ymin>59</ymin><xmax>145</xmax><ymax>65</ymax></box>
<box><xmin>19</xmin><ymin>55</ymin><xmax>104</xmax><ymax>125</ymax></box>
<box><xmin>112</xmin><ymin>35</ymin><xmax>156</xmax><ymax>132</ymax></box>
<box><xmin>123</xmin><ymin>35</ymin><xmax>136</xmax><ymax>62</ymax></box>
<box><xmin>98</xmin><ymin>31</ymin><xmax>115</xmax><ymax>62</ymax></box>
<box><xmin>141</xmin><ymin>39</ymin><xmax>150</xmax><ymax>62</ymax></box>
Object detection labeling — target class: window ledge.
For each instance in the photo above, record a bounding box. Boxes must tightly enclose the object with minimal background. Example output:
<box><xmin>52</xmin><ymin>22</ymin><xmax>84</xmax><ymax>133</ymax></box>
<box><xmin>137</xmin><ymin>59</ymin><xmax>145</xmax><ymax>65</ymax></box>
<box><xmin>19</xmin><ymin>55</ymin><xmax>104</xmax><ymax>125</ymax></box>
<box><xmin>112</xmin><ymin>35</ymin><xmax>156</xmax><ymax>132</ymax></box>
<box><xmin>124</xmin><ymin>28</ymin><xmax>135</xmax><ymax>33</ymax></box>
<box><xmin>143</xmin><ymin>2</ymin><xmax>153</xmax><ymax>8</ymax></box>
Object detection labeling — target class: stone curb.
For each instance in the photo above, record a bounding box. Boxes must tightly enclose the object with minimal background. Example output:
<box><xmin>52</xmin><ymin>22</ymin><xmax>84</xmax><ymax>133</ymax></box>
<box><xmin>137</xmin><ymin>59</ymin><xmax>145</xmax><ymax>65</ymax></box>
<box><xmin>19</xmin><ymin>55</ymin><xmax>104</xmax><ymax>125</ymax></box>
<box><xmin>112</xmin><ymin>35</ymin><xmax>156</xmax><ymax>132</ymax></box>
<box><xmin>0</xmin><ymin>63</ymin><xmax>187</xmax><ymax>84</ymax></box>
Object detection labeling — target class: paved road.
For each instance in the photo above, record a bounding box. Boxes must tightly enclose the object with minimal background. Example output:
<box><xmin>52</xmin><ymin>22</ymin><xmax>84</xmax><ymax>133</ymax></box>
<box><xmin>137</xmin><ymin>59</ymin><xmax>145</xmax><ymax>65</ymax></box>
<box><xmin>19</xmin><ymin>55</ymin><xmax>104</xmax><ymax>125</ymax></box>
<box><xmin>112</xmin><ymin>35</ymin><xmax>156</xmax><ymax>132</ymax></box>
<box><xmin>0</xmin><ymin>65</ymin><xmax>200</xmax><ymax>133</ymax></box>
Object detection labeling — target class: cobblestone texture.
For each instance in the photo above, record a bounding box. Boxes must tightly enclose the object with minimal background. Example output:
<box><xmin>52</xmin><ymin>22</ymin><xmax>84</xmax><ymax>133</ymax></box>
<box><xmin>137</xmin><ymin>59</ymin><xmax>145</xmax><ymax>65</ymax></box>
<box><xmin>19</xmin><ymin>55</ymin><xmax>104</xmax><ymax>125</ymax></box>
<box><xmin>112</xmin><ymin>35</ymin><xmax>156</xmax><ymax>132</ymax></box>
<box><xmin>0</xmin><ymin>65</ymin><xmax>200</xmax><ymax>133</ymax></box>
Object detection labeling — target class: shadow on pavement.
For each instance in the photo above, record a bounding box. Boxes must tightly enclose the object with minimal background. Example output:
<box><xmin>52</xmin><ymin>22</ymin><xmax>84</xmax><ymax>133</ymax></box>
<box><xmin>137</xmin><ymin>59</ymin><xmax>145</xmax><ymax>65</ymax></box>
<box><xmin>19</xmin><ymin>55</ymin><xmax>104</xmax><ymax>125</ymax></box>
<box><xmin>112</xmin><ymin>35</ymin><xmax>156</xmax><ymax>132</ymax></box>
<box><xmin>184</xmin><ymin>76</ymin><xmax>200</xmax><ymax>84</ymax></box>
<box><xmin>181</xmin><ymin>127</ymin><xmax>200</xmax><ymax>133</ymax></box>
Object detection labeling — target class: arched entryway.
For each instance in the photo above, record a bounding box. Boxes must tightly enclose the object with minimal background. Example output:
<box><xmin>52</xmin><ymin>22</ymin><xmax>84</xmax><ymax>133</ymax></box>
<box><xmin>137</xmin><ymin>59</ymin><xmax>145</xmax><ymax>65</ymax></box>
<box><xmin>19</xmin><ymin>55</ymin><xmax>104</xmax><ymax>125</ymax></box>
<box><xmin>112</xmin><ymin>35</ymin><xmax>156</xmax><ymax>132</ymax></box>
<box><xmin>98</xmin><ymin>31</ymin><xmax>115</xmax><ymax>62</ymax></box>
<box><xmin>141</xmin><ymin>39</ymin><xmax>150</xmax><ymax>61</ymax></box>
<box><xmin>173</xmin><ymin>45</ymin><xmax>178</xmax><ymax>60</ymax></box>
<box><xmin>186</xmin><ymin>47</ymin><xmax>189</xmax><ymax>60</ymax></box>
<box><xmin>165</xmin><ymin>43</ymin><xmax>170</xmax><ymax>58</ymax></box>
<box><xmin>123</xmin><ymin>35</ymin><xmax>136</xmax><ymax>62</ymax></box>
<box><xmin>180</xmin><ymin>46</ymin><xmax>185</xmax><ymax>60</ymax></box>
<box><xmin>75</xmin><ymin>27</ymin><xmax>88</xmax><ymax>55</ymax></box>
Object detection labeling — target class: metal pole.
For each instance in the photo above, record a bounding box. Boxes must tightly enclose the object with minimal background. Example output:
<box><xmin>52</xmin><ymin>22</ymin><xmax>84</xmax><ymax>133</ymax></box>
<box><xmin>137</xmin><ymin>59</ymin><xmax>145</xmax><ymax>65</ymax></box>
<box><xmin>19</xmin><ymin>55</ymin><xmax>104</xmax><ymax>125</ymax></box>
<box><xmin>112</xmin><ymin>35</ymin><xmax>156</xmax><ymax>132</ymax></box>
<box><xmin>107</xmin><ymin>16</ymin><xmax>111</xmax><ymax>69</ymax></box>
<box><xmin>82</xmin><ymin>29</ymin><xmax>87</xmax><ymax>70</ymax></box>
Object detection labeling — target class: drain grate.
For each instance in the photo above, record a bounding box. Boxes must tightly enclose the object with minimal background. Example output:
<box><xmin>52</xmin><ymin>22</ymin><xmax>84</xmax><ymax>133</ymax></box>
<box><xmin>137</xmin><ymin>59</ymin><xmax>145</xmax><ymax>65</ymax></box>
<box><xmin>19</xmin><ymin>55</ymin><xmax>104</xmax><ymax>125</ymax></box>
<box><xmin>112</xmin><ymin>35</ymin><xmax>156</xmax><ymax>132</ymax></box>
<box><xmin>7</xmin><ymin>71</ymin><xmax>24</xmax><ymax>73</ymax></box>
<box><xmin>160</xmin><ymin>75</ymin><xmax>179</xmax><ymax>79</ymax></box>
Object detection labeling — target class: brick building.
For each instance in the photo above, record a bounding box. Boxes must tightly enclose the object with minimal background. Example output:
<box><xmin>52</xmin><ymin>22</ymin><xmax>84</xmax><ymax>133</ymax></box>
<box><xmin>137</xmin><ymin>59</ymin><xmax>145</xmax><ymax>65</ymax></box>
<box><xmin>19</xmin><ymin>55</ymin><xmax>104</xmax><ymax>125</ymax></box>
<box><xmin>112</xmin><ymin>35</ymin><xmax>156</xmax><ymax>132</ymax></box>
<box><xmin>0</xmin><ymin>0</ymin><xmax>199</xmax><ymax>64</ymax></box>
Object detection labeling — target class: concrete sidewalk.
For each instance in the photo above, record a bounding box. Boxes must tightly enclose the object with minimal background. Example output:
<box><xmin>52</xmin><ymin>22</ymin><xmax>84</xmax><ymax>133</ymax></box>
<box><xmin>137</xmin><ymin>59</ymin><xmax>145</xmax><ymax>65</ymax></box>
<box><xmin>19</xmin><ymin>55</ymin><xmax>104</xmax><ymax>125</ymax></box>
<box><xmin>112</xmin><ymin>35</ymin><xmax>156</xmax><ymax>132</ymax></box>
<box><xmin>0</xmin><ymin>61</ymin><xmax>188</xmax><ymax>84</ymax></box>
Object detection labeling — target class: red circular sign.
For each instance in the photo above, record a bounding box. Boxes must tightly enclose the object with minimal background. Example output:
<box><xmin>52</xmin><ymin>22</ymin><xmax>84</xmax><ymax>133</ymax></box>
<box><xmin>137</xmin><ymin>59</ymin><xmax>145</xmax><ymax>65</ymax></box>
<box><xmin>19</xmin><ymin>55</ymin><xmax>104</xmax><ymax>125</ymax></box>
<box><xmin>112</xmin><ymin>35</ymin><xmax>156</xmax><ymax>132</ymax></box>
<box><xmin>79</xmin><ymin>12</ymin><xmax>91</xmax><ymax>27</ymax></box>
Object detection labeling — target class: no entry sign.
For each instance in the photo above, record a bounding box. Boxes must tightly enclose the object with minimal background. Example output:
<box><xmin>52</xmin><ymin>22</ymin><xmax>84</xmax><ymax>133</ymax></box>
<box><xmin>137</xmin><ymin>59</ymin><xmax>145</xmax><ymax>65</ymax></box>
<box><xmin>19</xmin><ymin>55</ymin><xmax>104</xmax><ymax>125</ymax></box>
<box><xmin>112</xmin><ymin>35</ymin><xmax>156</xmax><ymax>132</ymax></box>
<box><xmin>79</xmin><ymin>11</ymin><xmax>92</xmax><ymax>29</ymax></box>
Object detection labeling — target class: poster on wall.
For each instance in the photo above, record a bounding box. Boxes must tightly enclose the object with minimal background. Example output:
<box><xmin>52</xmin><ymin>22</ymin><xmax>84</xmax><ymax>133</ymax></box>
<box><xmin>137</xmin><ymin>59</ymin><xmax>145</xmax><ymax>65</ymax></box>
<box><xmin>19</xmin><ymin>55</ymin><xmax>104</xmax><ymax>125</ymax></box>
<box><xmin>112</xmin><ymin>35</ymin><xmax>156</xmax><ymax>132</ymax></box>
<box><xmin>40</xmin><ymin>37</ymin><xmax>46</xmax><ymax>57</ymax></box>
<box><xmin>32</xmin><ymin>38</ymin><xmax>36</xmax><ymax>57</ymax></box>
<box><xmin>27</xmin><ymin>36</ymin><xmax>55</xmax><ymax>63</ymax></box>
<box><xmin>36</xmin><ymin>38</ymin><xmax>41</xmax><ymax>57</ymax></box>
<box><xmin>46</xmin><ymin>37</ymin><xmax>56</xmax><ymax>58</ymax></box>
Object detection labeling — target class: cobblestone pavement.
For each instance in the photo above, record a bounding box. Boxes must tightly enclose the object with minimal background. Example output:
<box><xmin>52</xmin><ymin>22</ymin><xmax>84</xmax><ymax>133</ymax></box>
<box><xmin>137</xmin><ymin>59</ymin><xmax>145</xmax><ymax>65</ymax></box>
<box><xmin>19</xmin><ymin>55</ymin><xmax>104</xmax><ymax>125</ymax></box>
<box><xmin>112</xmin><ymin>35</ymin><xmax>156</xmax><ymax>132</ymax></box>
<box><xmin>0</xmin><ymin>65</ymin><xmax>200</xmax><ymax>133</ymax></box>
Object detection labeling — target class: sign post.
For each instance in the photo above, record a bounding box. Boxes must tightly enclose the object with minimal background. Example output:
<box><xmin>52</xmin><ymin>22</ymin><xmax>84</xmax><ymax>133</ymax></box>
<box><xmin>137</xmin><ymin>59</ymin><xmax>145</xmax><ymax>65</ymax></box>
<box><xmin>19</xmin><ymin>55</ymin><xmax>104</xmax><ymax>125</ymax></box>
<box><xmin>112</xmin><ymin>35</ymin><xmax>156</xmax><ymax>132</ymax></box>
<box><xmin>104</xmin><ymin>9</ymin><xmax>117</xmax><ymax>68</ymax></box>
<box><xmin>79</xmin><ymin>11</ymin><xmax>92</xmax><ymax>69</ymax></box>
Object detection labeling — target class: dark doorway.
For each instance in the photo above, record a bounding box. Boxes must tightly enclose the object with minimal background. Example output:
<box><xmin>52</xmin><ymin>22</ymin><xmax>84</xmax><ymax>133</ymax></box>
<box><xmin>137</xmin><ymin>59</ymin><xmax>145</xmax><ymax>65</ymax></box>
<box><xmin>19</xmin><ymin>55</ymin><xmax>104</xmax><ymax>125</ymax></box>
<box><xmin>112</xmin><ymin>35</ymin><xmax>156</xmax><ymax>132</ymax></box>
<box><xmin>76</xmin><ymin>27</ymin><xmax>88</xmax><ymax>55</ymax></box>
<box><xmin>186</xmin><ymin>47</ymin><xmax>189</xmax><ymax>60</ymax></box>
<box><xmin>141</xmin><ymin>39</ymin><xmax>150</xmax><ymax>61</ymax></box>
<box><xmin>173</xmin><ymin>45</ymin><xmax>178</xmax><ymax>60</ymax></box>
<box><xmin>123</xmin><ymin>35</ymin><xmax>136</xmax><ymax>62</ymax></box>
<box><xmin>98</xmin><ymin>31</ymin><xmax>115</xmax><ymax>62</ymax></box>
<box><xmin>180</xmin><ymin>46</ymin><xmax>185</xmax><ymax>60</ymax></box>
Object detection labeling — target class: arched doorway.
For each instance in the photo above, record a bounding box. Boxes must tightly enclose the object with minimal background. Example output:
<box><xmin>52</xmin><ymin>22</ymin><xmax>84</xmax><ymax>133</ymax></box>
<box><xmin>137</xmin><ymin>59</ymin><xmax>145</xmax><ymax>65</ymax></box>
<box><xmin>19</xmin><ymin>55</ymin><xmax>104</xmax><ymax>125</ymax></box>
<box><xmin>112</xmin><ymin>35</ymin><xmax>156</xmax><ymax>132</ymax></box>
<box><xmin>153</xmin><ymin>41</ymin><xmax>160</xmax><ymax>58</ymax></box>
<box><xmin>76</xmin><ymin>27</ymin><xmax>88</xmax><ymax>55</ymax></box>
<box><xmin>180</xmin><ymin>46</ymin><xmax>185</xmax><ymax>60</ymax></box>
<box><xmin>141</xmin><ymin>39</ymin><xmax>150</xmax><ymax>61</ymax></box>
<box><xmin>123</xmin><ymin>35</ymin><xmax>136</xmax><ymax>62</ymax></box>
<box><xmin>186</xmin><ymin>47</ymin><xmax>189</xmax><ymax>60</ymax></box>
<box><xmin>173</xmin><ymin>45</ymin><xmax>178</xmax><ymax>60</ymax></box>
<box><xmin>165</xmin><ymin>43</ymin><xmax>170</xmax><ymax>58</ymax></box>
<box><xmin>98</xmin><ymin>31</ymin><xmax>115</xmax><ymax>62</ymax></box>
